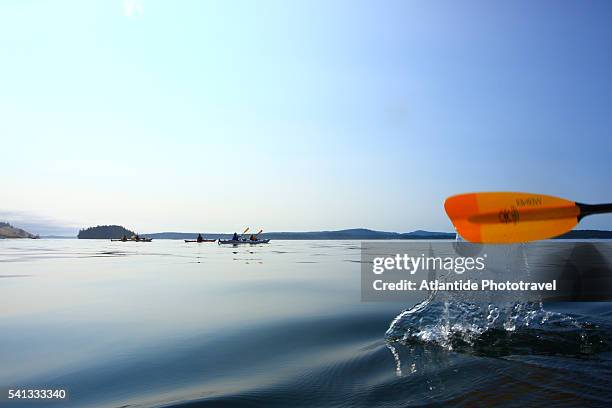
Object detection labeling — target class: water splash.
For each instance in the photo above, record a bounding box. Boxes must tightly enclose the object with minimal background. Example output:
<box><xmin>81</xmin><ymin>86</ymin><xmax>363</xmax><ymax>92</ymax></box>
<box><xmin>386</xmin><ymin>236</ymin><xmax>610</xmax><ymax>358</ymax></box>
<box><xmin>385</xmin><ymin>299</ymin><xmax>611</xmax><ymax>360</ymax></box>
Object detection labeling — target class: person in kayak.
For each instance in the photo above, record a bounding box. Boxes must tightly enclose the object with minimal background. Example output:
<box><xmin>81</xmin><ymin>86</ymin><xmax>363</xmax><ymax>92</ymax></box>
<box><xmin>249</xmin><ymin>234</ymin><xmax>257</xmax><ymax>241</ymax></box>
<box><xmin>197</xmin><ymin>233</ymin><xmax>203</xmax><ymax>243</ymax></box>
<box><xmin>232</xmin><ymin>232</ymin><xmax>239</xmax><ymax>241</ymax></box>
<box><xmin>121</xmin><ymin>235</ymin><xmax>127</xmax><ymax>242</ymax></box>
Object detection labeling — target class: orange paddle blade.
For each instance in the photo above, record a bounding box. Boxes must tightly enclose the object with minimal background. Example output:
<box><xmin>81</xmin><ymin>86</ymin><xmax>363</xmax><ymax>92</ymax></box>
<box><xmin>444</xmin><ymin>192</ymin><xmax>580</xmax><ymax>243</ymax></box>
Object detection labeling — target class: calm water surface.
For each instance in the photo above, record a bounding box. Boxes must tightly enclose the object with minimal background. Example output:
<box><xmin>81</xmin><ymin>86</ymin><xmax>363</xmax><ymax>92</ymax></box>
<box><xmin>1</xmin><ymin>239</ymin><xmax>611</xmax><ymax>407</ymax></box>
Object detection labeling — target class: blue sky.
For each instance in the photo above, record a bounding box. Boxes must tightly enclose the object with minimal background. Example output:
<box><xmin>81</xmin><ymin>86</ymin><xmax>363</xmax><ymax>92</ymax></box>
<box><xmin>1</xmin><ymin>0</ymin><xmax>611</xmax><ymax>234</ymax></box>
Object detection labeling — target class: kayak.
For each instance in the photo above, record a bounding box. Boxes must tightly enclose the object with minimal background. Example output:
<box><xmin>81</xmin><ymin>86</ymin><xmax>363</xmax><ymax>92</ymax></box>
<box><xmin>184</xmin><ymin>239</ymin><xmax>216</xmax><ymax>243</ymax></box>
<box><xmin>218</xmin><ymin>239</ymin><xmax>270</xmax><ymax>245</ymax></box>
<box><xmin>111</xmin><ymin>238</ymin><xmax>152</xmax><ymax>242</ymax></box>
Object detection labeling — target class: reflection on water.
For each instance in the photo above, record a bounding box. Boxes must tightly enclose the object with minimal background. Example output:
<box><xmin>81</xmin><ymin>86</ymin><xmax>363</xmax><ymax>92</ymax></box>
<box><xmin>0</xmin><ymin>239</ymin><xmax>611</xmax><ymax>407</ymax></box>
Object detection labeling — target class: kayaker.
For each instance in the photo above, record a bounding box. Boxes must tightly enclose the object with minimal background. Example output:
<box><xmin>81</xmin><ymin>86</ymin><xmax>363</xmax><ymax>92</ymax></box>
<box><xmin>232</xmin><ymin>232</ymin><xmax>239</xmax><ymax>241</ymax></box>
<box><xmin>121</xmin><ymin>235</ymin><xmax>127</xmax><ymax>242</ymax></box>
<box><xmin>197</xmin><ymin>233</ymin><xmax>203</xmax><ymax>243</ymax></box>
<box><xmin>250</xmin><ymin>234</ymin><xmax>257</xmax><ymax>241</ymax></box>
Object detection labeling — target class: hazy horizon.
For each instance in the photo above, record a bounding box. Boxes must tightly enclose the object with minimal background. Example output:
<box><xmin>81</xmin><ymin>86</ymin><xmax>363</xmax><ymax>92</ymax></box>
<box><xmin>2</xmin><ymin>1</ymin><xmax>611</xmax><ymax>234</ymax></box>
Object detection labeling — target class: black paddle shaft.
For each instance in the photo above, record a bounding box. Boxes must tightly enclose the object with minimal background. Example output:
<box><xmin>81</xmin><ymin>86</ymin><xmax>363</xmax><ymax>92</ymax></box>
<box><xmin>577</xmin><ymin>203</ymin><xmax>612</xmax><ymax>219</ymax></box>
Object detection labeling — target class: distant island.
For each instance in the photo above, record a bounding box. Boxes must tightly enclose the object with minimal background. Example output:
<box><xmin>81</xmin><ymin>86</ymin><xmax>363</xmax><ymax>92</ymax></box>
<box><xmin>144</xmin><ymin>228</ymin><xmax>612</xmax><ymax>240</ymax></box>
<box><xmin>78</xmin><ymin>225</ymin><xmax>136</xmax><ymax>239</ymax></box>
<box><xmin>4</xmin><ymin>223</ymin><xmax>611</xmax><ymax>240</ymax></box>
<box><xmin>0</xmin><ymin>222</ymin><xmax>38</xmax><ymax>239</ymax></box>
<box><xmin>556</xmin><ymin>229</ymin><xmax>612</xmax><ymax>239</ymax></box>
<box><xmin>144</xmin><ymin>229</ymin><xmax>455</xmax><ymax>240</ymax></box>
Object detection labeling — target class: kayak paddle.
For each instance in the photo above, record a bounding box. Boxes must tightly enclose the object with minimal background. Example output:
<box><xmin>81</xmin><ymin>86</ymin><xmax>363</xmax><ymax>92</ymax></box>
<box><xmin>445</xmin><ymin>192</ymin><xmax>612</xmax><ymax>243</ymax></box>
<box><xmin>239</xmin><ymin>227</ymin><xmax>249</xmax><ymax>240</ymax></box>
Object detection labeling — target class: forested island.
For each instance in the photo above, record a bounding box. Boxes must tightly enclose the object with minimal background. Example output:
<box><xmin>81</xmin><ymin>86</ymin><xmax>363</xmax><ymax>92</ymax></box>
<box><xmin>0</xmin><ymin>222</ymin><xmax>38</xmax><ymax>239</ymax></box>
<box><xmin>78</xmin><ymin>225</ymin><xmax>136</xmax><ymax>239</ymax></box>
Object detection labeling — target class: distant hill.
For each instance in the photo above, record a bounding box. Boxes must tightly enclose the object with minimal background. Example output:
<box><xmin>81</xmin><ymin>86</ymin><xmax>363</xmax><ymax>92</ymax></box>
<box><xmin>399</xmin><ymin>230</ymin><xmax>456</xmax><ymax>239</ymax></box>
<box><xmin>78</xmin><ymin>225</ymin><xmax>136</xmax><ymax>239</ymax></box>
<box><xmin>262</xmin><ymin>229</ymin><xmax>456</xmax><ymax>240</ymax></box>
<box><xmin>555</xmin><ymin>230</ymin><xmax>612</xmax><ymax>239</ymax></box>
<box><xmin>144</xmin><ymin>228</ymin><xmax>612</xmax><ymax>241</ymax></box>
<box><xmin>145</xmin><ymin>229</ymin><xmax>456</xmax><ymax>240</ymax></box>
<box><xmin>0</xmin><ymin>222</ymin><xmax>38</xmax><ymax>239</ymax></box>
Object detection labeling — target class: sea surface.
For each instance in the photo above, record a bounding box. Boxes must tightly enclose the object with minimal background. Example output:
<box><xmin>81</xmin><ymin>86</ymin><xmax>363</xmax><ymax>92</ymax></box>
<box><xmin>1</xmin><ymin>239</ymin><xmax>611</xmax><ymax>407</ymax></box>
